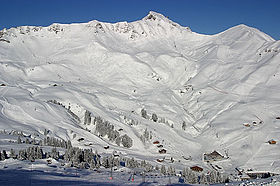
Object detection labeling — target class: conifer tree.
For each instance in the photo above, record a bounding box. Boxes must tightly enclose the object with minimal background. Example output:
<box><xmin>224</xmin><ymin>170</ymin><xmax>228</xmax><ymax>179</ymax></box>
<box><xmin>182</xmin><ymin>121</ymin><xmax>186</xmax><ymax>130</ymax></box>
<box><xmin>84</xmin><ymin>110</ymin><xmax>91</xmax><ymax>125</ymax></box>
<box><xmin>0</xmin><ymin>152</ymin><xmax>4</xmax><ymax>161</ymax></box>
<box><xmin>152</xmin><ymin>113</ymin><xmax>158</xmax><ymax>122</ymax></box>
<box><xmin>17</xmin><ymin>136</ymin><xmax>22</xmax><ymax>144</ymax></box>
<box><xmin>141</xmin><ymin>108</ymin><xmax>148</xmax><ymax>119</ymax></box>
<box><xmin>25</xmin><ymin>138</ymin><xmax>30</xmax><ymax>144</ymax></box>
<box><xmin>10</xmin><ymin>149</ymin><xmax>16</xmax><ymax>159</ymax></box>
<box><xmin>2</xmin><ymin>150</ymin><xmax>7</xmax><ymax>159</ymax></box>
<box><xmin>18</xmin><ymin>150</ymin><xmax>27</xmax><ymax>160</ymax></box>
<box><xmin>121</xmin><ymin>134</ymin><xmax>133</xmax><ymax>148</ymax></box>
<box><xmin>200</xmin><ymin>173</ymin><xmax>207</xmax><ymax>184</ymax></box>
<box><xmin>35</xmin><ymin>147</ymin><xmax>43</xmax><ymax>159</ymax></box>
<box><xmin>49</xmin><ymin>148</ymin><xmax>59</xmax><ymax>160</ymax></box>
<box><xmin>115</xmin><ymin>137</ymin><xmax>121</xmax><ymax>146</ymax></box>
<box><xmin>160</xmin><ymin>165</ymin><xmax>166</xmax><ymax>175</ymax></box>
<box><xmin>44</xmin><ymin>129</ymin><xmax>48</xmax><ymax>136</ymax></box>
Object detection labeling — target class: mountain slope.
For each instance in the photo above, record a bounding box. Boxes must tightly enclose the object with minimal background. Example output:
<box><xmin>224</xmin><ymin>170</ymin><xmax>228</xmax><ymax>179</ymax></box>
<box><xmin>0</xmin><ymin>11</ymin><xmax>279</xmax><ymax>174</ymax></box>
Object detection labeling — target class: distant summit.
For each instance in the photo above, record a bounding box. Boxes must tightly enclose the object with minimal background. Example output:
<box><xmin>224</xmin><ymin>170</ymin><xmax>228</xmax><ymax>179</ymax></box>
<box><xmin>218</xmin><ymin>24</ymin><xmax>274</xmax><ymax>42</ymax></box>
<box><xmin>143</xmin><ymin>11</ymin><xmax>173</xmax><ymax>23</ymax></box>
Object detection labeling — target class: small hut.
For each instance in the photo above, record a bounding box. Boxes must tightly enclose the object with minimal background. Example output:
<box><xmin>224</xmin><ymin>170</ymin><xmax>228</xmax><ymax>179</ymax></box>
<box><xmin>190</xmin><ymin>166</ymin><xmax>203</xmax><ymax>172</ymax></box>
<box><xmin>77</xmin><ymin>138</ymin><xmax>84</xmax><ymax>142</ymax></box>
<box><xmin>104</xmin><ymin>145</ymin><xmax>109</xmax><ymax>149</ymax></box>
<box><xmin>204</xmin><ymin>150</ymin><xmax>224</xmax><ymax>162</ymax></box>
<box><xmin>156</xmin><ymin>159</ymin><xmax>164</xmax><ymax>162</ymax></box>
<box><xmin>157</xmin><ymin>144</ymin><xmax>163</xmax><ymax>148</ymax></box>
<box><xmin>159</xmin><ymin>149</ymin><xmax>167</xmax><ymax>154</ymax></box>
<box><xmin>240</xmin><ymin>173</ymin><xmax>251</xmax><ymax>181</ymax></box>
<box><xmin>268</xmin><ymin>140</ymin><xmax>277</xmax><ymax>144</ymax></box>
<box><xmin>153</xmin><ymin>141</ymin><xmax>160</xmax><ymax>144</ymax></box>
<box><xmin>46</xmin><ymin>159</ymin><xmax>52</xmax><ymax>164</ymax></box>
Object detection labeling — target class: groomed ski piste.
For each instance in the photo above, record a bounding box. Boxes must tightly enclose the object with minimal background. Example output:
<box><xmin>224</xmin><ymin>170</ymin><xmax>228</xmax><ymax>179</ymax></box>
<box><xmin>0</xmin><ymin>11</ymin><xmax>280</xmax><ymax>185</ymax></box>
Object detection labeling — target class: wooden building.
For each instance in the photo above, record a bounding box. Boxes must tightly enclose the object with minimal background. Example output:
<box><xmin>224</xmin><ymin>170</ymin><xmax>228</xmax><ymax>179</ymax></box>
<box><xmin>153</xmin><ymin>141</ymin><xmax>160</xmax><ymax>144</ymax></box>
<box><xmin>204</xmin><ymin>150</ymin><xmax>224</xmax><ymax>162</ymax></box>
<box><xmin>268</xmin><ymin>140</ymin><xmax>277</xmax><ymax>144</ymax></box>
<box><xmin>190</xmin><ymin>166</ymin><xmax>203</xmax><ymax>172</ymax></box>
<box><xmin>156</xmin><ymin>159</ymin><xmax>164</xmax><ymax>162</ymax></box>
<box><xmin>104</xmin><ymin>145</ymin><xmax>109</xmax><ymax>149</ymax></box>
<box><xmin>159</xmin><ymin>149</ymin><xmax>167</xmax><ymax>154</ymax></box>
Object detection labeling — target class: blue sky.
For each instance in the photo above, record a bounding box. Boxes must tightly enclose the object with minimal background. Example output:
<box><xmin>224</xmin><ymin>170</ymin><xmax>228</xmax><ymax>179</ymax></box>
<box><xmin>0</xmin><ymin>0</ymin><xmax>279</xmax><ymax>40</ymax></box>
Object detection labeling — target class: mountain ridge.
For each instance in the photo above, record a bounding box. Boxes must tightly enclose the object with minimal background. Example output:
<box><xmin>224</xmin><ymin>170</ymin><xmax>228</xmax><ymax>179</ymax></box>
<box><xmin>0</xmin><ymin>11</ymin><xmax>275</xmax><ymax>43</ymax></box>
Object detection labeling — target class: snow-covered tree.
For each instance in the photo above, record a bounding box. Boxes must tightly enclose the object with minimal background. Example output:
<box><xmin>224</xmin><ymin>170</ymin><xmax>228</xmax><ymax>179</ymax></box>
<box><xmin>0</xmin><ymin>151</ymin><xmax>5</xmax><ymax>161</ymax></box>
<box><xmin>108</xmin><ymin>130</ymin><xmax>120</xmax><ymax>142</ymax></box>
<box><xmin>44</xmin><ymin>129</ymin><xmax>49</xmax><ymax>136</ymax></box>
<box><xmin>79</xmin><ymin>162</ymin><xmax>88</xmax><ymax>169</ymax></box>
<box><xmin>94</xmin><ymin>150</ymin><xmax>101</xmax><ymax>169</ymax></box>
<box><xmin>182</xmin><ymin>121</ymin><xmax>186</xmax><ymax>130</ymax></box>
<box><xmin>18</xmin><ymin>150</ymin><xmax>27</xmax><ymax>160</ymax></box>
<box><xmin>25</xmin><ymin>138</ymin><xmax>30</xmax><ymax>144</ymax></box>
<box><xmin>94</xmin><ymin>116</ymin><xmax>132</xmax><ymax>147</ymax></box>
<box><xmin>73</xmin><ymin>148</ymin><xmax>83</xmax><ymax>165</ymax></box>
<box><xmin>84</xmin><ymin>110</ymin><xmax>91</xmax><ymax>125</ymax></box>
<box><xmin>188</xmin><ymin>170</ymin><xmax>197</xmax><ymax>184</ymax></box>
<box><xmin>83</xmin><ymin>149</ymin><xmax>94</xmax><ymax>164</ymax></box>
<box><xmin>141</xmin><ymin>108</ymin><xmax>148</xmax><ymax>119</ymax></box>
<box><xmin>31</xmin><ymin>138</ymin><xmax>36</xmax><ymax>145</ymax></box>
<box><xmin>35</xmin><ymin>147</ymin><xmax>43</xmax><ymax>159</ymax></box>
<box><xmin>121</xmin><ymin>134</ymin><xmax>133</xmax><ymax>148</ymax></box>
<box><xmin>126</xmin><ymin>157</ymin><xmax>139</xmax><ymax>168</ymax></box>
<box><xmin>102</xmin><ymin>156</ymin><xmax>110</xmax><ymax>168</ymax></box>
<box><xmin>160</xmin><ymin>165</ymin><xmax>166</xmax><ymax>175</ymax></box>
<box><xmin>90</xmin><ymin>160</ymin><xmax>96</xmax><ymax>169</ymax></box>
<box><xmin>183</xmin><ymin>168</ymin><xmax>196</xmax><ymax>184</ymax></box>
<box><xmin>144</xmin><ymin>128</ymin><xmax>149</xmax><ymax>139</ymax></box>
<box><xmin>26</xmin><ymin>147</ymin><xmax>35</xmax><ymax>161</ymax></box>
<box><xmin>10</xmin><ymin>149</ymin><xmax>16</xmax><ymax>159</ymax></box>
<box><xmin>200</xmin><ymin>173</ymin><xmax>207</xmax><ymax>184</ymax></box>
<box><xmin>155</xmin><ymin>165</ymin><xmax>159</xmax><ymax>171</ymax></box>
<box><xmin>209</xmin><ymin>171</ymin><xmax>218</xmax><ymax>184</ymax></box>
<box><xmin>17</xmin><ymin>136</ymin><xmax>22</xmax><ymax>144</ymax></box>
<box><xmin>152</xmin><ymin>113</ymin><xmax>158</xmax><ymax>122</ymax></box>
<box><xmin>48</xmin><ymin>148</ymin><xmax>59</xmax><ymax>160</ymax></box>
<box><xmin>167</xmin><ymin>166</ymin><xmax>176</xmax><ymax>176</ymax></box>
<box><xmin>215</xmin><ymin>171</ymin><xmax>222</xmax><ymax>183</ymax></box>
<box><xmin>140</xmin><ymin>128</ymin><xmax>150</xmax><ymax>143</ymax></box>
<box><xmin>42</xmin><ymin>137</ymin><xmax>70</xmax><ymax>149</ymax></box>
<box><xmin>66</xmin><ymin>140</ymin><xmax>72</xmax><ymax>149</ymax></box>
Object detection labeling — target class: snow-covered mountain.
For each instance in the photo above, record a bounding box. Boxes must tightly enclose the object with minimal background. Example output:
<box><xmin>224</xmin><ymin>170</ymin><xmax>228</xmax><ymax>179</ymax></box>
<box><xmin>0</xmin><ymin>11</ymin><xmax>280</xmax><ymax>174</ymax></box>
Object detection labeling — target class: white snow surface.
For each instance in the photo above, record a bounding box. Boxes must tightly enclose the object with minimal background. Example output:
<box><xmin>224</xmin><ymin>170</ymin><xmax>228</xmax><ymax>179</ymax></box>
<box><xmin>0</xmin><ymin>11</ymin><xmax>280</xmax><ymax>175</ymax></box>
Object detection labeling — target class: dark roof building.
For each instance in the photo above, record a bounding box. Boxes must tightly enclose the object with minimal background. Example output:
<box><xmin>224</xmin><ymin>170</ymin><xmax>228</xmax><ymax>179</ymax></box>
<box><xmin>204</xmin><ymin>150</ymin><xmax>224</xmax><ymax>162</ymax></box>
<box><xmin>159</xmin><ymin>149</ymin><xmax>167</xmax><ymax>154</ymax></box>
<box><xmin>190</xmin><ymin>166</ymin><xmax>203</xmax><ymax>172</ymax></box>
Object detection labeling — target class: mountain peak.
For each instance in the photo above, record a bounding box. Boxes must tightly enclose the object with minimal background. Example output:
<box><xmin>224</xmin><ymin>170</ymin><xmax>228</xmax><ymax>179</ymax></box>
<box><xmin>141</xmin><ymin>11</ymin><xmax>191</xmax><ymax>33</ymax></box>
<box><xmin>218</xmin><ymin>24</ymin><xmax>275</xmax><ymax>42</ymax></box>
<box><xmin>143</xmin><ymin>11</ymin><xmax>168</xmax><ymax>21</ymax></box>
